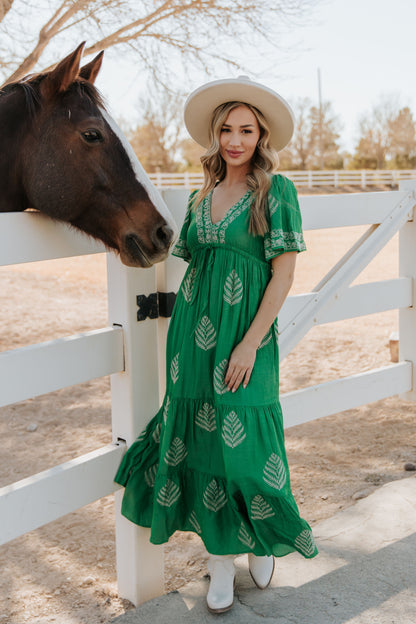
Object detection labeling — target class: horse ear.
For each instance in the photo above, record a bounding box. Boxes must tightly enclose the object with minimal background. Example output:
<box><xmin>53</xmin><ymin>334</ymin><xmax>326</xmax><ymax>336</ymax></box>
<box><xmin>41</xmin><ymin>42</ymin><xmax>86</xmax><ymax>99</ymax></box>
<box><xmin>79</xmin><ymin>51</ymin><xmax>104</xmax><ymax>85</ymax></box>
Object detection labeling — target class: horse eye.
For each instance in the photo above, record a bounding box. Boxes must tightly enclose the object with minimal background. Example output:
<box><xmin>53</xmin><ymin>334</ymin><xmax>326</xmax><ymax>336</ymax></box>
<box><xmin>81</xmin><ymin>129</ymin><xmax>103</xmax><ymax>143</ymax></box>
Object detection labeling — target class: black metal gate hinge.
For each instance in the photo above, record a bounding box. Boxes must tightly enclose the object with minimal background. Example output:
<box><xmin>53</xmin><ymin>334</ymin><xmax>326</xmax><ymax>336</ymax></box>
<box><xmin>136</xmin><ymin>291</ymin><xmax>177</xmax><ymax>321</ymax></box>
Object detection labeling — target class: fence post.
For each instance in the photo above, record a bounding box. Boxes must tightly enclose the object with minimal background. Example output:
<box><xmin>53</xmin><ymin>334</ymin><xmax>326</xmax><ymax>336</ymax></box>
<box><xmin>107</xmin><ymin>255</ymin><xmax>164</xmax><ymax>606</ymax></box>
<box><xmin>361</xmin><ymin>170</ymin><xmax>366</xmax><ymax>188</ymax></box>
<box><xmin>156</xmin><ymin>189</ymin><xmax>190</xmax><ymax>396</ymax></box>
<box><xmin>399</xmin><ymin>180</ymin><xmax>416</xmax><ymax>401</ymax></box>
<box><xmin>184</xmin><ymin>171</ymin><xmax>190</xmax><ymax>189</ymax></box>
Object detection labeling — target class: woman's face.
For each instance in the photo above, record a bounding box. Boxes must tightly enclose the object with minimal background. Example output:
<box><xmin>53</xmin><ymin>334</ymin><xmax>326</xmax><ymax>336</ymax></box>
<box><xmin>219</xmin><ymin>105</ymin><xmax>261</xmax><ymax>172</ymax></box>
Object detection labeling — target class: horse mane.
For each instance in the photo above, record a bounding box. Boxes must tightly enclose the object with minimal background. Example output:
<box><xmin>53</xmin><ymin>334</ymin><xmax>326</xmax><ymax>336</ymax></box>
<box><xmin>0</xmin><ymin>73</ymin><xmax>105</xmax><ymax>118</ymax></box>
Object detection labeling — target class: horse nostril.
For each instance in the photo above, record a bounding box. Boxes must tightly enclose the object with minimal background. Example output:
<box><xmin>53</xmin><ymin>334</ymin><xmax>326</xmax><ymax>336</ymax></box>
<box><xmin>153</xmin><ymin>223</ymin><xmax>174</xmax><ymax>250</ymax></box>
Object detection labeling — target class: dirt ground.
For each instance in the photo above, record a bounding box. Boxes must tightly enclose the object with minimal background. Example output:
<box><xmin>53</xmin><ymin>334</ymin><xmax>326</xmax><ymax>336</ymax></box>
<box><xmin>1</xmin><ymin>192</ymin><xmax>416</xmax><ymax>623</ymax></box>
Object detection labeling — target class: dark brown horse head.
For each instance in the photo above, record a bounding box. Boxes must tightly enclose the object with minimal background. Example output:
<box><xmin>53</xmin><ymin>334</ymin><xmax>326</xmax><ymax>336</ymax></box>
<box><xmin>0</xmin><ymin>42</ymin><xmax>176</xmax><ymax>267</ymax></box>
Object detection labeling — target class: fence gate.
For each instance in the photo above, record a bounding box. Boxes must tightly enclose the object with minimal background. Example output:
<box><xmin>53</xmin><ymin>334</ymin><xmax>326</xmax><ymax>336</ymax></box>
<box><xmin>0</xmin><ymin>182</ymin><xmax>415</xmax><ymax>607</ymax></box>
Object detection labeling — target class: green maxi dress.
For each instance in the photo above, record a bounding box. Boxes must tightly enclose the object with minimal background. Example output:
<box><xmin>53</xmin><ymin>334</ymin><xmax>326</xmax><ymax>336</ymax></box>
<box><xmin>115</xmin><ymin>174</ymin><xmax>318</xmax><ymax>559</ymax></box>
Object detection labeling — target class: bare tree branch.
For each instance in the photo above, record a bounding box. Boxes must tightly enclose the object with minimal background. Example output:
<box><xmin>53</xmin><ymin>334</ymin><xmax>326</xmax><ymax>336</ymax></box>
<box><xmin>279</xmin><ymin>97</ymin><xmax>343</xmax><ymax>170</ymax></box>
<box><xmin>4</xmin><ymin>0</ymin><xmax>89</xmax><ymax>83</ymax></box>
<box><xmin>1</xmin><ymin>0</ymin><xmax>320</xmax><ymax>87</ymax></box>
<box><xmin>352</xmin><ymin>96</ymin><xmax>416</xmax><ymax>169</ymax></box>
<box><xmin>0</xmin><ymin>0</ymin><xmax>14</xmax><ymax>23</ymax></box>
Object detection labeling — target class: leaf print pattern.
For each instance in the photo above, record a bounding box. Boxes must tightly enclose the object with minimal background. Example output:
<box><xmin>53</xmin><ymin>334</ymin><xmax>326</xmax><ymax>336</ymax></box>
<box><xmin>273</xmin><ymin>318</ymin><xmax>279</xmax><ymax>344</ymax></box>
<box><xmin>181</xmin><ymin>268</ymin><xmax>197</xmax><ymax>303</ymax></box>
<box><xmin>203</xmin><ymin>479</ymin><xmax>227</xmax><ymax>512</ymax></box>
<box><xmin>258</xmin><ymin>318</ymin><xmax>278</xmax><ymax>349</ymax></box>
<box><xmin>135</xmin><ymin>429</ymin><xmax>147</xmax><ymax>444</ymax></box>
<box><xmin>213</xmin><ymin>359</ymin><xmax>229</xmax><ymax>395</ymax></box>
<box><xmin>189</xmin><ymin>511</ymin><xmax>202</xmax><ymax>535</ymax></box>
<box><xmin>163</xmin><ymin>396</ymin><xmax>170</xmax><ymax>425</ymax></box>
<box><xmin>223</xmin><ymin>270</ymin><xmax>243</xmax><ymax>305</ymax></box>
<box><xmin>222</xmin><ymin>411</ymin><xmax>246</xmax><ymax>448</ymax></box>
<box><xmin>268</xmin><ymin>194</ymin><xmax>279</xmax><ymax>217</ymax></box>
<box><xmin>157</xmin><ymin>479</ymin><xmax>181</xmax><ymax>507</ymax></box>
<box><xmin>294</xmin><ymin>530</ymin><xmax>316</xmax><ymax>557</ymax></box>
<box><xmin>195</xmin><ymin>316</ymin><xmax>217</xmax><ymax>351</ymax></box>
<box><xmin>164</xmin><ymin>437</ymin><xmax>188</xmax><ymax>466</ymax></box>
<box><xmin>263</xmin><ymin>453</ymin><xmax>287</xmax><ymax>490</ymax></box>
<box><xmin>196</xmin><ymin>403</ymin><xmax>217</xmax><ymax>432</ymax></box>
<box><xmin>170</xmin><ymin>353</ymin><xmax>179</xmax><ymax>384</ymax></box>
<box><xmin>250</xmin><ymin>495</ymin><xmax>275</xmax><ymax>521</ymax></box>
<box><xmin>152</xmin><ymin>423</ymin><xmax>161</xmax><ymax>444</ymax></box>
<box><xmin>258</xmin><ymin>327</ymin><xmax>272</xmax><ymax>349</ymax></box>
<box><xmin>144</xmin><ymin>462</ymin><xmax>158</xmax><ymax>488</ymax></box>
<box><xmin>238</xmin><ymin>522</ymin><xmax>255</xmax><ymax>550</ymax></box>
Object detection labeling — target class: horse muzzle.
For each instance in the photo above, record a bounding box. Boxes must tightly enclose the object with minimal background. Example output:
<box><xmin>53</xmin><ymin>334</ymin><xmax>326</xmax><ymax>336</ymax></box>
<box><xmin>151</xmin><ymin>223</ymin><xmax>175</xmax><ymax>253</ymax></box>
<box><xmin>121</xmin><ymin>227</ymin><xmax>173</xmax><ymax>268</ymax></box>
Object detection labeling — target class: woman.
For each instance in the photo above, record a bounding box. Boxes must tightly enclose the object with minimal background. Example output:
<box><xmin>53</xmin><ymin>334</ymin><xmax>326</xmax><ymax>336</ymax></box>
<box><xmin>115</xmin><ymin>77</ymin><xmax>318</xmax><ymax>614</ymax></box>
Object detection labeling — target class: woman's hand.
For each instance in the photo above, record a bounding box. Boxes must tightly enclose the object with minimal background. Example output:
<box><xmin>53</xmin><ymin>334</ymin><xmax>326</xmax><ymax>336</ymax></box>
<box><xmin>224</xmin><ymin>253</ymin><xmax>297</xmax><ymax>393</ymax></box>
<box><xmin>225</xmin><ymin>339</ymin><xmax>257</xmax><ymax>393</ymax></box>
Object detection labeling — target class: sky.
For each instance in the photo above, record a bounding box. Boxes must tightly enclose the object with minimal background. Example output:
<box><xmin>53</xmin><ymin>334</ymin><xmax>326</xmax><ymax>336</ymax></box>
<box><xmin>96</xmin><ymin>0</ymin><xmax>416</xmax><ymax>153</ymax></box>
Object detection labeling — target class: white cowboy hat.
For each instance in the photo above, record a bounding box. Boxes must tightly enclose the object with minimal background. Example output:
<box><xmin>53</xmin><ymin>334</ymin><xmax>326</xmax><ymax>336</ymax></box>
<box><xmin>184</xmin><ymin>76</ymin><xmax>295</xmax><ymax>153</ymax></box>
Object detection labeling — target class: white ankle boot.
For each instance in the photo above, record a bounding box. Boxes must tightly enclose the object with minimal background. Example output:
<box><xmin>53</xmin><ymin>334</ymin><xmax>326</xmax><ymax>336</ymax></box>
<box><xmin>248</xmin><ymin>553</ymin><xmax>275</xmax><ymax>589</ymax></box>
<box><xmin>206</xmin><ymin>555</ymin><xmax>235</xmax><ymax>613</ymax></box>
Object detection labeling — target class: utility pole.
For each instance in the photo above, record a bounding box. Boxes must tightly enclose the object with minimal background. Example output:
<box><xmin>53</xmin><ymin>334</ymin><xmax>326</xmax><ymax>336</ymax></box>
<box><xmin>317</xmin><ymin>68</ymin><xmax>324</xmax><ymax>169</ymax></box>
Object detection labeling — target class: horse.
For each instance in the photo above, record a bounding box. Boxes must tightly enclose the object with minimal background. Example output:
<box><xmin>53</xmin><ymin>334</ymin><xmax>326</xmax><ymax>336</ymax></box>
<box><xmin>0</xmin><ymin>42</ymin><xmax>176</xmax><ymax>267</ymax></box>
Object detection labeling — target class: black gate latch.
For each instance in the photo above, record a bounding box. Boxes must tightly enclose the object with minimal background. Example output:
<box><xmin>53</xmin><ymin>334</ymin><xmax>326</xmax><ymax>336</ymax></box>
<box><xmin>136</xmin><ymin>292</ymin><xmax>177</xmax><ymax>321</ymax></box>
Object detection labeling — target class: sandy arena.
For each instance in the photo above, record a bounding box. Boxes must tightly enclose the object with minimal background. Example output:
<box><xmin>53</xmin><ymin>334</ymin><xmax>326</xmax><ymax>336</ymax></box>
<box><xmin>1</xmin><ymin>192</ymin><xmax>416</xmax><ymax>623</ymax></box>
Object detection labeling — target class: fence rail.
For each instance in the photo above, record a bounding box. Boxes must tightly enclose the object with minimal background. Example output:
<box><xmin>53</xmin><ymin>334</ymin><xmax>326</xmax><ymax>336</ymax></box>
<box><xmin>148</xmin><ymin>169</ymin><xmax>416</xmax><ymax>189</ymax></box>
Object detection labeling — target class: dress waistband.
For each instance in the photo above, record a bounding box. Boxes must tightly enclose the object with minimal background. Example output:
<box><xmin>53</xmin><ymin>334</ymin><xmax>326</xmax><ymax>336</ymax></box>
<box><xmin>189</xmin><ymin>244</ymin><xmax>270</xmax><ymax>268</ymax></box>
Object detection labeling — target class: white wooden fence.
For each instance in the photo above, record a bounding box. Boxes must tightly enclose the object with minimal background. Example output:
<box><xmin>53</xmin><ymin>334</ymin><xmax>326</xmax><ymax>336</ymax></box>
<box><xmin>149</xmin><ymin>169</ymin><xmax>416</xmax><ymax>189</ymax></box>
<box><xmin>1</xmin><ymin>182</ymin><xmax>415</xmax><ymax>607</ymax></box>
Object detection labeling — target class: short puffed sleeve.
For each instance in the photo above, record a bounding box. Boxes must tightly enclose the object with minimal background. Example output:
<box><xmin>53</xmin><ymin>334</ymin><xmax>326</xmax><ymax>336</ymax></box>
<box><xmin>171</xmin><ymin>190</ymin><xmax>198</xmax><ymax>262</ymax></box>
<box><xmin>263</xmin><ymin>175</ymin><xmax>306</xmax><ymax>260</ymax></box>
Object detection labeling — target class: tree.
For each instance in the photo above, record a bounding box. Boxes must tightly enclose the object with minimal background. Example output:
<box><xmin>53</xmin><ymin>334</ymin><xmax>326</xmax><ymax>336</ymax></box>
<box><xmin>279</xmin><ymin>97</ymin><xmax>342</xmax><ymax>170</ymax></box>
<box><xmin>351</xmin><ymin>100</ymin><xmax>395</xmax><ymax>169</ymax></box>
<box><xmin>350</xmin><ymin>96</ymin><xmax>416</xmax><ymax>170</ymax></box>
<box><xmin>0</xmin><ymin>1</ymin><xmax>318</xmax><ymax>87</ymax></box>
<box><xmin>129</xmin><ymin>119</ymin><xmax>178</xmax><ymax>173</ymax></box>
<box><xmin>179</xmin><ymin>138</ymin><xmax>205</xmax><ymax>172</ymax></box>
<box><xmin>388</xmin><ymin>107</ymin><xmax>416</xmax><ymax>169</ymax></box>
<box><xmin>308</xmin><ymin>102</ymin><xmax>342</xmax><ymax>169</ymax></box>
<box><xmin>128</xmin><ymin>86</ymin><xmax>183</xmax><ymax>172</ymax></box>
<box><xmin>279</xmin><ymin>97</ymin><xmax>312</xmax><ymax>170</ymax></box>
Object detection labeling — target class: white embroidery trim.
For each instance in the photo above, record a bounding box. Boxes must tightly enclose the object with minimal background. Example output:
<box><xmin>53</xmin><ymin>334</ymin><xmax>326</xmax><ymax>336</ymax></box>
<box><xmin>264</xmin><ymin>229</ymin><xmax>306</xmax><ymax>260</ymax></box>
<box><xmin>196</xmin><ymin>191</ymin><xmax>251</xmax><ymax>245</ymax></box>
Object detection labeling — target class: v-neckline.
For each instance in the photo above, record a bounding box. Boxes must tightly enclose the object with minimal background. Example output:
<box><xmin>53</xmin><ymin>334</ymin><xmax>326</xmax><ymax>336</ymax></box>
<box><xmin>208</xmin><ymin>189</ymin><xmax>251</xmax><ymax>227</ymax></box>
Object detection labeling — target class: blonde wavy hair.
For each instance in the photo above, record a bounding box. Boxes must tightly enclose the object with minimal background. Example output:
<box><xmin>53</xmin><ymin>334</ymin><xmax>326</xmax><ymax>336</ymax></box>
<box><xmin>193</xmin><ymin>101</ymin><xmax>279</xmax><ymax>236</ymax></box>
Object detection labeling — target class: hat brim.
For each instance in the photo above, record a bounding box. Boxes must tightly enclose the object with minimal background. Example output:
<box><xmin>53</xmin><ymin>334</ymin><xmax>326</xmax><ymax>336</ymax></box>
<box><xmin>184</xmin><ymin>78</ymin><xmax>295</xmax><ymax>153</ymax></box>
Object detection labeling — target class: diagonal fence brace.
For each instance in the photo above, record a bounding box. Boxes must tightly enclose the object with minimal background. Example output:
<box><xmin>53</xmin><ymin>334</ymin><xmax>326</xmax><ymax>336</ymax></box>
<box><xmin>279</xmin><ymin>190</ymin><xmax>416</xmax><ymax>361</ymax></box>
